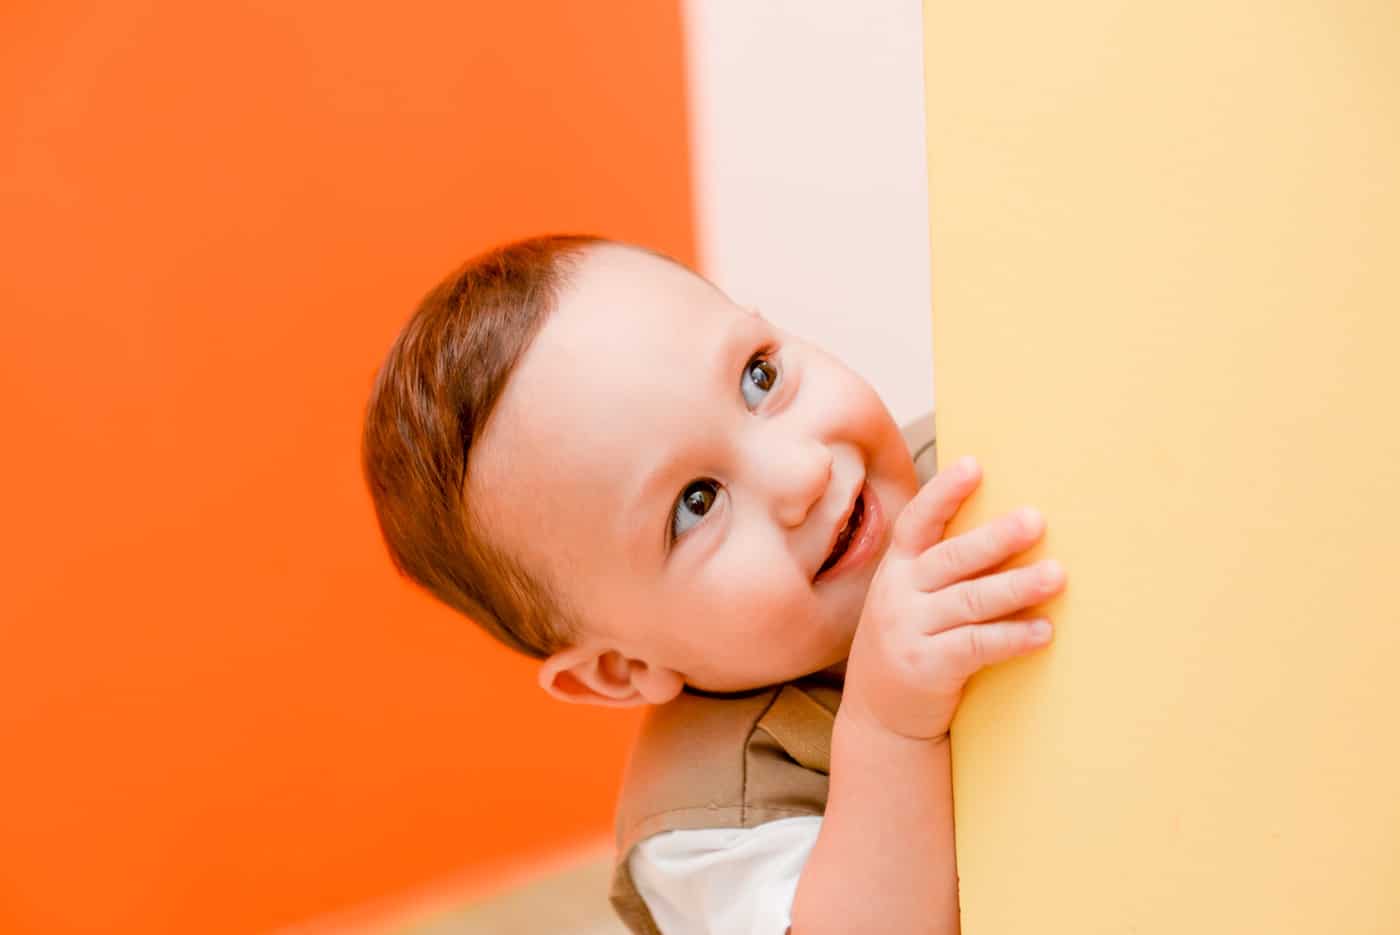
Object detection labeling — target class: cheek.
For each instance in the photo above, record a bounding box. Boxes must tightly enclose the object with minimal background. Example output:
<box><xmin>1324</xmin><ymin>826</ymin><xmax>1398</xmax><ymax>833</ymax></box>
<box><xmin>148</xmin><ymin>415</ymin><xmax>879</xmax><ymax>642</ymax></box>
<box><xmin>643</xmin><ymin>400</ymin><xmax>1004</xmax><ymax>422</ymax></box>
<box><xmin>809</xmin><ymin>359</ymin><xmax>918</xmax><ymax>491</ymax></box>
<box><xmin>801</xmin><ymin>358</ymin><xmax>891</xmax><ymax>432</ymax></box>
<box><xmin>698</xmin><ymin>533</ymin><xmax>814</xmax><ymax>625</ymax></box>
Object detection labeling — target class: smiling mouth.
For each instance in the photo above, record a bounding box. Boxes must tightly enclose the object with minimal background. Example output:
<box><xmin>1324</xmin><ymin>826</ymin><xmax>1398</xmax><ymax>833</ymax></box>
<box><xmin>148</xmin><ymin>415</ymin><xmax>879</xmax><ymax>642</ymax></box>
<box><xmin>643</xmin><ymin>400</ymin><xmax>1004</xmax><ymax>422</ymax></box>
<box><xmin>816</xmin><ymin>491</ymin><xmax>865</xmax><ymax>578</ymax></box>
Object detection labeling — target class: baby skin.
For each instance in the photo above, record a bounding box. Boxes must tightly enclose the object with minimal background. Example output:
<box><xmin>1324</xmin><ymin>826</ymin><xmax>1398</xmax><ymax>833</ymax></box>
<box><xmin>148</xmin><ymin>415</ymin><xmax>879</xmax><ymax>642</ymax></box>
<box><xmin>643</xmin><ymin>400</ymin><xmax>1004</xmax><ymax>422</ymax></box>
<box><xmin>793</xmin><ymin>459</ymin><xmax>1062</xmax><ymax>933</ymax></box>
<box><xmin>466</xmin><ymin>244</ymin><xmax>1067</xmax><ymax>933</ymax></box>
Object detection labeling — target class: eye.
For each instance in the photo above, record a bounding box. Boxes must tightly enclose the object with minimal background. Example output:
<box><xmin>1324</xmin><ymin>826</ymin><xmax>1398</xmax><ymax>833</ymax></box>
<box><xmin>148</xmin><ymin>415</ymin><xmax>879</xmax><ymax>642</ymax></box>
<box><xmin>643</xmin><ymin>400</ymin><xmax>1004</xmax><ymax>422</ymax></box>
<box><xmin>670</xmin><ymin>478</ymin><xmax>721</xmax><ymax>542</ymax></box>
<box><xmin>740</xmin><ymin>350</ymin><xmax>781</xmax><ymax>409</ymax></box>
<box><xmin>666</xmin><ymin>348</ymin><xmax>780</xmax><ymax>548</ymax></box>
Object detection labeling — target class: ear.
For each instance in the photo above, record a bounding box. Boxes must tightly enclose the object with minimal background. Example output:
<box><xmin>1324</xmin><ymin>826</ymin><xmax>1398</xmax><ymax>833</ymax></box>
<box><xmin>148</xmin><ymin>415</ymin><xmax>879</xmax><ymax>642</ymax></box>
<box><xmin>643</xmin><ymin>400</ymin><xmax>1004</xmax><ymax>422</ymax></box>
<box><xmin>538</xmin><ymin>645</ymin><xmax>685</xmax><ymax>708</ymax></box>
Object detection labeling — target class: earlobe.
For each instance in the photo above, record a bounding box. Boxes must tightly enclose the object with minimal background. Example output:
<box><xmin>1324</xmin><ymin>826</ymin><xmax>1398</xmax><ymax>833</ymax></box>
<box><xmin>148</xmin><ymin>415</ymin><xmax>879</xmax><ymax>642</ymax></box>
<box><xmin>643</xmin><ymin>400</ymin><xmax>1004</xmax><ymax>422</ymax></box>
<box><xmin>538</xmin><ymin>646</ymin><xmax>685</xmax><ymax>708</ymax></box>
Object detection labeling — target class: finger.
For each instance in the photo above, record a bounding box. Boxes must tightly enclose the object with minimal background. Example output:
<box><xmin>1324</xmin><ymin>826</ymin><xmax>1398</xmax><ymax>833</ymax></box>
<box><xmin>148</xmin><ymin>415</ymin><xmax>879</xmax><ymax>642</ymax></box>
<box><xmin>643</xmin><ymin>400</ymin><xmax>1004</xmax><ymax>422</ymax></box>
<box><xmin>926</xmin><ymin>559</ymin><xmax>1065</xmax><ymax>633</ymax></box>
<box><xmin>914</xmin><ymin>506</ymin><xmax>1046</xmax><ymax>593</ymax></box>
<box><xmin>891</xmin><ymin>455</ymin><xmax>981</xmax><ymax>556</ymax></box>
<box><xmin>930</xmin><ymin>618</ymin><xmax>1054</xmax><ymax>680</ymax></box>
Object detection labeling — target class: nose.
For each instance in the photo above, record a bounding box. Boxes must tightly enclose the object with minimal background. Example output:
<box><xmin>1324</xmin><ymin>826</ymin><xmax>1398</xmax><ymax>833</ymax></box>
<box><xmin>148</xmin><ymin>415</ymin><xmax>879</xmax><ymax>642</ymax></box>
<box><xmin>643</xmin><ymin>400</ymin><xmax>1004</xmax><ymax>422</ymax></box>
<box><xmin>751</xmin><ymin>434</ymin><xmax>833</xmax><ymax>528</ymax></box>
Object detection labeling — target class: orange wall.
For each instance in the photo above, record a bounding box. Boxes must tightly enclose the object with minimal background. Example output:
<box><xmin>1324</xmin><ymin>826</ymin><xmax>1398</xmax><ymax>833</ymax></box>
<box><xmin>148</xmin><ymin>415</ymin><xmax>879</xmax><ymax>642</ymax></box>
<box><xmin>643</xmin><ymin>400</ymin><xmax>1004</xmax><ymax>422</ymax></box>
<box><xmin>0</xmin><ymin>3</ymin><xmax>692</xmax><ymax>933</ymax></box>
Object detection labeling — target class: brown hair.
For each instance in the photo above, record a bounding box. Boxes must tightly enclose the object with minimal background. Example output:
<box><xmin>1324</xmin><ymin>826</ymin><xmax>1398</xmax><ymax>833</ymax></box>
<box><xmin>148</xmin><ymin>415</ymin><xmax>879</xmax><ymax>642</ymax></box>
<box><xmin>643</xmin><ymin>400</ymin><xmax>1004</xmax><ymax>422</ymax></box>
<box><xmin>360</xmin><ymin>234</ymin><xmax>607</xmax><ymax>659</ymax></box>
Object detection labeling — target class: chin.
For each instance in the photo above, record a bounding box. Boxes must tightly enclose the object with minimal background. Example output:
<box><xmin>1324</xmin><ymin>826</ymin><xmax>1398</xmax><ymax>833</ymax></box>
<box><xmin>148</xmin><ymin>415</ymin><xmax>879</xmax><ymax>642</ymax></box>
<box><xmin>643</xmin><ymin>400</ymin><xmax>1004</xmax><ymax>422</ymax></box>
<box><xmin>806</xmin><ymin>613</ymin><xmax>860</xmax><ymax>677</ymax></box>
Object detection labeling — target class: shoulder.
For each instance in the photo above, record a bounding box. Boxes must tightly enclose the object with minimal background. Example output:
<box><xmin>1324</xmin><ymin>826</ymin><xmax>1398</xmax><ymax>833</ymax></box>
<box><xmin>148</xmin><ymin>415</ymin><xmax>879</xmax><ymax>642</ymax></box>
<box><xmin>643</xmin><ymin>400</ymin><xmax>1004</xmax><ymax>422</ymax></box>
<box><xmin>900</xmin><ymin>409</ymin><xmax>938</xmax><ymax>485</ymax></box>
<box><xmin>609</xmin><ymin>685</ymin><xmax>825</xmax><ymax>934</ymax></box>
<box><xmin>612</xmin><ymin>686</ymin><xmax>803</xmax><ymax>851</ymax></box>
<box><xmin>609</xmin><ymin>676</ymin><xmax>840</xmax><ymax>935</ymax></box>
<box><xmin>613</xmin><ymin>675</ymin><xmax>840</xmax><ymax>855</ymax></box>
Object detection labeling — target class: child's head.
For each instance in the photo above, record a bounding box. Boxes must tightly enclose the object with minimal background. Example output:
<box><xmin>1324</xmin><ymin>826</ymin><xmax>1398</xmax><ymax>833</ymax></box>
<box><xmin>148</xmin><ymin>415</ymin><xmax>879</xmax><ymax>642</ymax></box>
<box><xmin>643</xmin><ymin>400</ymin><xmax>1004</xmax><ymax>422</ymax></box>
<box><xmin>363</xmin><ymin>236</ymin><xmax>919</xmax><ymax>706</ymax></box>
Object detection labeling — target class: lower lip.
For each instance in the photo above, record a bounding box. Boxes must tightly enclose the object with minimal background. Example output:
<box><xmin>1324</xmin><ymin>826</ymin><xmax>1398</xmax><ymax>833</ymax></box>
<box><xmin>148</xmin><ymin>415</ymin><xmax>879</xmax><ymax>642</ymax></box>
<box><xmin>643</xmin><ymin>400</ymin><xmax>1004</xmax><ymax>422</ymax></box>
<box><xmin>816</xmin><ymin>482</ymin><xmax>884</xmax><ymax>583</ymax></box>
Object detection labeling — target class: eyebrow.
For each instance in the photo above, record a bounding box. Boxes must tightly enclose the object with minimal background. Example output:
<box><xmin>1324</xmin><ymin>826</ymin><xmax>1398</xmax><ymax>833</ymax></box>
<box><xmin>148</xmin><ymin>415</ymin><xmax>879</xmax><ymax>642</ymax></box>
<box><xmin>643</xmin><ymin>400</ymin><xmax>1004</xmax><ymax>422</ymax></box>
<box><xmin>621</xmin><ymin>316</ymin><xmax>758</xmax><ymax>559</ymax></box>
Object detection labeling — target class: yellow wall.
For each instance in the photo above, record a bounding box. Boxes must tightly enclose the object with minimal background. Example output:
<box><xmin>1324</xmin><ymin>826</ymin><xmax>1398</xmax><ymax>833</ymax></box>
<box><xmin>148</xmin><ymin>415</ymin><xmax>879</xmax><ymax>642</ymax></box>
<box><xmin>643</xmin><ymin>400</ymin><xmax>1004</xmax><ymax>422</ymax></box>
<box><xmin>923</xmin><ymin>2</ymin><xmax>1400</xmax><ymax>930</ymax></box>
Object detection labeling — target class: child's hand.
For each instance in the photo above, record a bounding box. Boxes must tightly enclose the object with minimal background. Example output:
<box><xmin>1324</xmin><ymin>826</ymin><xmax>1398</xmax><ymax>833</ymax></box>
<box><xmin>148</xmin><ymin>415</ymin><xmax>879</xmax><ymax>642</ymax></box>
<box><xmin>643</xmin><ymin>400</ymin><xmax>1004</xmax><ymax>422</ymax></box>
<box><xmin>841</xmin><ymin>456</ymin><xmax>1065</xmax><ymax>742</ymax></box>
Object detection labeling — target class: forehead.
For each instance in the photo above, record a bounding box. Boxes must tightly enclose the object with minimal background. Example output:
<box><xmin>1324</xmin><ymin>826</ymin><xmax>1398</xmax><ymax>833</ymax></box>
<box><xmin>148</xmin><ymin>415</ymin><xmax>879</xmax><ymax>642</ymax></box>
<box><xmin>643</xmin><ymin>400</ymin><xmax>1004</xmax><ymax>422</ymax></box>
<box><xmin>468</xmin><ymin>245</ymin><xmax>747</xmax><ymax>567</ymax></box>
<box><xmin>549</xmin><ymin>244</ymin><xmax>732</xmax><ymax>357</ymax></box>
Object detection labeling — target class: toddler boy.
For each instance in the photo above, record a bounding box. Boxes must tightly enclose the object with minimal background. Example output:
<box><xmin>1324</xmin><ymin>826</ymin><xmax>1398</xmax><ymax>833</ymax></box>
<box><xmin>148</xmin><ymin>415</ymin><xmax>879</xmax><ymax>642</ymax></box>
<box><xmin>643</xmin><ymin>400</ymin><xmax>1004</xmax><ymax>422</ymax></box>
<box><xmin>361</xmin><ymin>235</ymin><xmax>1065</xmax><ymax>933</ymax></box>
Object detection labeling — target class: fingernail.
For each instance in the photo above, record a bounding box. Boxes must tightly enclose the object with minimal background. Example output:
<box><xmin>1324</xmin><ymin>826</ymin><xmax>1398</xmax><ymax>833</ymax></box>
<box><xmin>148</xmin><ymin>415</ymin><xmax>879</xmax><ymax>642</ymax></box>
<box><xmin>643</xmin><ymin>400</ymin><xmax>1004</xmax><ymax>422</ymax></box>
<box><xmin>1031</xmin><ymin>620</ymin><xmax>1052</xmax><ymax>640</ymax></box>
<box><xmin>958</xmin><ymin>455</ymin><xmax>978</xmax><ymax>477</ymax></box>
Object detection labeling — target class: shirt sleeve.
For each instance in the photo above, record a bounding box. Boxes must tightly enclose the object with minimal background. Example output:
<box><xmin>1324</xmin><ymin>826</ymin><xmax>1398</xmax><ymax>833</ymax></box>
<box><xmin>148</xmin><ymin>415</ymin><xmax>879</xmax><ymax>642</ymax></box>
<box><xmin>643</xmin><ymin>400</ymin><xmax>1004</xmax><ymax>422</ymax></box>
<box><xmin>626</xmin><ymin>815</ymin><xmax>823</xmax><ymax>935</ymax></box>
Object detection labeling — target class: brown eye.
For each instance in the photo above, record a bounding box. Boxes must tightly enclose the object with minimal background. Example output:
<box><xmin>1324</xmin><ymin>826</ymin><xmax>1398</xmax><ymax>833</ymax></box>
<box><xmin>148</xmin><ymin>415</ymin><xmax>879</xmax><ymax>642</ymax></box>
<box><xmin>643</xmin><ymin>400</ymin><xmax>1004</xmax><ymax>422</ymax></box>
<box><xmin>741</xmin><ymin>352</ymin><xmax>780</xmax><ymax>408</ymax></box>
<box><xmin>671</xmin><ymin>479</ymin><xmax>721</xmax><ymax>540</ymax></box>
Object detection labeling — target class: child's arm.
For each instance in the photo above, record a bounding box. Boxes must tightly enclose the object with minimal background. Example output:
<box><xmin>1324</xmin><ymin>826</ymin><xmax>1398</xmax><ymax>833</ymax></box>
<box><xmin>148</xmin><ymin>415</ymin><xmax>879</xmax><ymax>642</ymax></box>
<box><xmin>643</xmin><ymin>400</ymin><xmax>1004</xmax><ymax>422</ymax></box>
<box><xmin>789</xmin><ymin>457</ymin><xmax>1065</xmax><ymax>934</ymax></box>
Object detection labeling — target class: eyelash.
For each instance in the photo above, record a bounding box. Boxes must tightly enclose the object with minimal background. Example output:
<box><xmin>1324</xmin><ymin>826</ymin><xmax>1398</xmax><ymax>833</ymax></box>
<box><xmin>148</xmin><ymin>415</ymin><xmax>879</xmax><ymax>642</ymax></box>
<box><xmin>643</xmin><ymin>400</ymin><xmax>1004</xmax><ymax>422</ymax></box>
<box><xmin>665</xmin><ymin>346</ymin><xmax>783</xmax><ymax>548</ymax></box>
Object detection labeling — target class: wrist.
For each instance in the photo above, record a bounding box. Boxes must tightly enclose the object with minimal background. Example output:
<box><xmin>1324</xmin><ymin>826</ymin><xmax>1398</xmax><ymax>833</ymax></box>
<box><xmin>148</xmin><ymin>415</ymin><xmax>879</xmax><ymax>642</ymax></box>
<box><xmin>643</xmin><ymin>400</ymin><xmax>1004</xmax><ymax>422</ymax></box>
<box><xmin>833</xmin><ymin>705</ymin><xmax>951</xmax><ymax>752</ymax></box>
